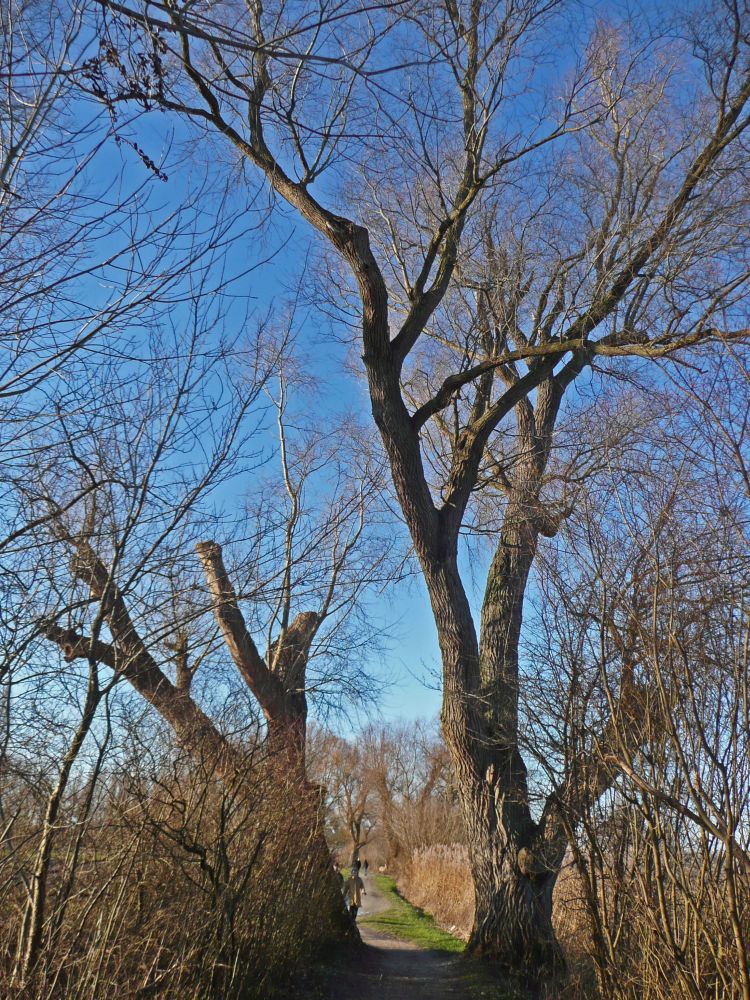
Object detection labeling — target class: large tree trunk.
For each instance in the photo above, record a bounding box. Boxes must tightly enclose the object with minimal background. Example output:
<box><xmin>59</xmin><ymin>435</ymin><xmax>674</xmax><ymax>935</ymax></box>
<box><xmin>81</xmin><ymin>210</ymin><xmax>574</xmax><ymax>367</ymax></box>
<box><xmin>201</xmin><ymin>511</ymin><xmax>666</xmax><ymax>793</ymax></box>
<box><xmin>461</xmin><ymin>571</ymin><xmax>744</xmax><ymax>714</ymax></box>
<box><xmin>469</xmin><ymin>858</ymin><xmax>559</xmax><ymax>972</ymax></box>
<box><xmin>447</xmin><ymin>678</ymin><xmax>566</xmax><ymax>982</ymax></box>
<box><xmin>431</xmin><ymin>489</ymin><xmax>567</xmax><ymax>981</ymax></box>
<box><xmin>445</xmin><ymin>703</ymin><xmax>567</xmax><ymax>981</ymax></box>
<box><xmin>264</xmin><ymin>714</ymin><xmax>355</xmax><ymax>943</ymax></box>
<box><xmin>461</xmin><ymin>768</ymin><xmax>564</xmax><ymax>974</ymax></box>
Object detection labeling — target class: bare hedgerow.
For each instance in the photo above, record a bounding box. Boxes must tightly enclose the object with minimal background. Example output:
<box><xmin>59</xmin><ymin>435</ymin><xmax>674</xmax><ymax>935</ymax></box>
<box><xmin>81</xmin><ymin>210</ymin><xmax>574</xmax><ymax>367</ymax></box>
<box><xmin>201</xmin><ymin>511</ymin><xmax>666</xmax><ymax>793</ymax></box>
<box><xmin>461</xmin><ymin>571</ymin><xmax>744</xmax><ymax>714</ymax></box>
<box><xmin>527</xmin><ymin>368</ymin><xmax>750</xmax><ymax>999</ymax></box>
<box><xmin>1</xmin><ymin>718</ymin><xmax>345</xmax><ymax>999</ymax></box>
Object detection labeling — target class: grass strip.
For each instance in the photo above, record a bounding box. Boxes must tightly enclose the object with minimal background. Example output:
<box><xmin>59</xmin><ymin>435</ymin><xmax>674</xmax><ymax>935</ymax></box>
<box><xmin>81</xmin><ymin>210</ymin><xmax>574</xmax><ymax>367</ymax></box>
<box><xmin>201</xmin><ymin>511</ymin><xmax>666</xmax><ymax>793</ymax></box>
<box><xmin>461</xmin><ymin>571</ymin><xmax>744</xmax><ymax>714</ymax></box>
<box><xmin>359</xmin><ymin>874</ymin><xmax>465</xmax><ymax>954</ymax></box>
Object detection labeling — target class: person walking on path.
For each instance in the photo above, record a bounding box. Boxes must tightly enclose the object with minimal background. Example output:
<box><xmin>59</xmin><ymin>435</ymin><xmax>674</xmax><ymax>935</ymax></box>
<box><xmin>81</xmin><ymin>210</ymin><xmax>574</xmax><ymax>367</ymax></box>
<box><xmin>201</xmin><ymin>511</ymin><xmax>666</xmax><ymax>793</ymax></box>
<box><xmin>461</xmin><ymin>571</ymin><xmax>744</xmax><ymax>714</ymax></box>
<box><xmin>333</xmin><ymin>862</ymin><xmax>344</xmax><ymax>890</ymax></box>
<box><xmin>363</xmin><ymin>859</ymin><xmax>369</xmax><ymax>877</ymax></box>
<box><xmin>343</xmin><ymin>871</ymin><xmax>366</xmax><ymax>920</ymax></box>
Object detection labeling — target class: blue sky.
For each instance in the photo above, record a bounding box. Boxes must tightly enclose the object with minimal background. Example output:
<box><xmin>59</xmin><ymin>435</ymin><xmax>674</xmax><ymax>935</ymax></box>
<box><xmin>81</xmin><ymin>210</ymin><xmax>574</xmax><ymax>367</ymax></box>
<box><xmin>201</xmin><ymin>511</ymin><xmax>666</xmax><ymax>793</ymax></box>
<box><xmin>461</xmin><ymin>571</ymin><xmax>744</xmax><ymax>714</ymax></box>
<box><xmin>81</xmin><ymin>112</ymin><xmax>449</xmax><ymax>727</ymax></box>
<box><xmin>46</xmin><ymin>0</ymin><xmax>700</xmax><ymax>732</ymax></box>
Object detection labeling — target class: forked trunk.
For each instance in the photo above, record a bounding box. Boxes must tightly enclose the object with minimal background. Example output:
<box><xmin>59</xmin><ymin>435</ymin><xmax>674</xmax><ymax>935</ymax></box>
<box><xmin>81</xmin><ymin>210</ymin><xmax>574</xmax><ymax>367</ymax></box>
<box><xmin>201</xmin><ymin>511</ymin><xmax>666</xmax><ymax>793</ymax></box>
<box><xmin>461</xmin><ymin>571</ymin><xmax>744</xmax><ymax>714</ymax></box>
<box><xmin>431</xmin><ymin>491</ymin><xmax>567</xmax><ymax>984</ymax></box>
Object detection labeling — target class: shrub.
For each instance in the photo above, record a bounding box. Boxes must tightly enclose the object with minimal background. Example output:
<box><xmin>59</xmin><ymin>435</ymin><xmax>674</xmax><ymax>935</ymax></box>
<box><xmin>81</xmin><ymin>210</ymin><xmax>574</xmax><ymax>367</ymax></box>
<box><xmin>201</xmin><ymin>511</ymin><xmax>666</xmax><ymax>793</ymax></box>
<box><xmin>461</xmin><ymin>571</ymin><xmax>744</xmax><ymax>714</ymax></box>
<box><xmin>1</xmin><ymin>740</ymin><xmax>346</xmax><ymax>999</ymax></box>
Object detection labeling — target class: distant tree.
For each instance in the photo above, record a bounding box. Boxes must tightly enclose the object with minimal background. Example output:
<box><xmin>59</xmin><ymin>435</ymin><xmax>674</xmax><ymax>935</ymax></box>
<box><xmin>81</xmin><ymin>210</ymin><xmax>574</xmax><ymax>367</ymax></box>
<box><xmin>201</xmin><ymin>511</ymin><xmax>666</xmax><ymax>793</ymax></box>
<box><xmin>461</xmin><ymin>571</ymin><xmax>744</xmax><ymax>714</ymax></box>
<box><xmin>308</xmin><ymin>728</ymin><xmax>378</xmax><ymax>862</ymax></box>
<box><xmin>363</xmin><ymin>722</ymin><xmax>462</xmax><ymax>867</ymax></box>
<box><xmin>309</xmin><ymin>720</ymin><xmax>464</xmax><ymax>868</ymax></box>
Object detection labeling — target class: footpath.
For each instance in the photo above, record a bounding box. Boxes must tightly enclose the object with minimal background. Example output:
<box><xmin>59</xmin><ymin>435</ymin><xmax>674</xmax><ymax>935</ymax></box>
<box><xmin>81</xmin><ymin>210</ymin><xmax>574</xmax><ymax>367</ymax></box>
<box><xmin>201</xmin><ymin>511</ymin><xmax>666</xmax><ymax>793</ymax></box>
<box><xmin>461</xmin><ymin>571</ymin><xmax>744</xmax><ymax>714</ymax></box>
<box><xmin>298</xmin><ymin>874</ymin><xmax>513</xmax><ymax>1000</ymax></box>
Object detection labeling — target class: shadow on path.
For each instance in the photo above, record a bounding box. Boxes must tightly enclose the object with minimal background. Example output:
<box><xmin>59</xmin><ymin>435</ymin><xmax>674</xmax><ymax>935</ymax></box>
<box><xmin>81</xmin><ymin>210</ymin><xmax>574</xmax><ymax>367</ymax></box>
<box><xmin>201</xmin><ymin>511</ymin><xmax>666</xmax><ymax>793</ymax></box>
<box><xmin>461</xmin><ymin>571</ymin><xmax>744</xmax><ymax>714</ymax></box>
<box><xmin>309</xmin><ymin>875</ymin><xmax>497</xmax><ymax>1000</ymax></box>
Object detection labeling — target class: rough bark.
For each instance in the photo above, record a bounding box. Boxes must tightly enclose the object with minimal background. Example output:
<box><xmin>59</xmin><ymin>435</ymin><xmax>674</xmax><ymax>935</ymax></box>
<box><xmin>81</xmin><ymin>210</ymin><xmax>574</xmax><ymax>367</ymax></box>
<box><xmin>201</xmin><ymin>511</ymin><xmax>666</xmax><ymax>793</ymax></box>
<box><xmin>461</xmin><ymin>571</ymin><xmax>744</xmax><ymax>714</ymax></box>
<box><xmin>423</xmin><ymin>387</ymin><xmax>576</xmax><ymax>976</ymax></box>
<box><xmin>430</xmin><ymin>519</ymin><xmax>568</xmax><ymax>977</ymax></box>
<box><xmin>465</xmin><ymin>801</ymin><xmax>564</xmax><ymax>974</ymax></box>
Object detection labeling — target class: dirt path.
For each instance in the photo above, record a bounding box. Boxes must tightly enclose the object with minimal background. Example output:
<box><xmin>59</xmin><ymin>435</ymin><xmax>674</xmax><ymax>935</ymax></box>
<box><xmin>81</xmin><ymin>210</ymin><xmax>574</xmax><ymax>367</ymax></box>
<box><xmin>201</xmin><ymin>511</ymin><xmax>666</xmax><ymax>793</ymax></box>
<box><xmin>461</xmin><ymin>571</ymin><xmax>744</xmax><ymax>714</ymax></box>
<box><xmin>321</xmin><ymin>876</ymin><xmax>472</xmax><ymax>1000</ymax></box>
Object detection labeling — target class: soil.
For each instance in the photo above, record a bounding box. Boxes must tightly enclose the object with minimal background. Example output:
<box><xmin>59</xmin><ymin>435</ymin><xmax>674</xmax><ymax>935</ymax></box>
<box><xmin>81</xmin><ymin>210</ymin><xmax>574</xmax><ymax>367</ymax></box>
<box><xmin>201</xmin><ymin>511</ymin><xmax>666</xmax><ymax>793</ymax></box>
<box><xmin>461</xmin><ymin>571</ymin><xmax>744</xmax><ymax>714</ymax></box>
<box><xmin>295</xmin><ymin>876</ymin><xmax>501</xmax><ymax>1000</ymax></box>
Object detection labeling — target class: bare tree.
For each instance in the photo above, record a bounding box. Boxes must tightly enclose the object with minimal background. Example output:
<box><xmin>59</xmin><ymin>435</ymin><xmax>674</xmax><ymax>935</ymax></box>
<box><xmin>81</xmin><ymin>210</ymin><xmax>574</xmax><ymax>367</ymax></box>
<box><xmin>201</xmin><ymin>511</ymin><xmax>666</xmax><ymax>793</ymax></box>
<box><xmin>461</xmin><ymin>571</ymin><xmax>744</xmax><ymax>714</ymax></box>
<box><xmin>55</xmin><ymin>0</ymin><xmax>750</xmax><ymax>978</ymax></box>
<box><xmin>0</xmin><ymin>4</ymin><xmax>401</xmax><ymax>986</ymax></box>
<box><xmin>309</xmin><ymin>720</ymin><xmax>463</xmax><ymax>869</ymax></box>
<box><xmin>309</xmin><ymin>728</ymin><xmax>378</xmax><ymax>862</ymax></box>
<box><xmin>0</xmin><ymin>0</ymin><xmax>271</xmax><ymax>569</ymax></box>
<box><xmin>361</xmin><ymin>721</ymin><xmax>462</xmax><ymax>867</ymax></box>
<box><xmin>1</xmin><ymin>300</ymin><xmax>400</xmax><ymax>987</ymax></box>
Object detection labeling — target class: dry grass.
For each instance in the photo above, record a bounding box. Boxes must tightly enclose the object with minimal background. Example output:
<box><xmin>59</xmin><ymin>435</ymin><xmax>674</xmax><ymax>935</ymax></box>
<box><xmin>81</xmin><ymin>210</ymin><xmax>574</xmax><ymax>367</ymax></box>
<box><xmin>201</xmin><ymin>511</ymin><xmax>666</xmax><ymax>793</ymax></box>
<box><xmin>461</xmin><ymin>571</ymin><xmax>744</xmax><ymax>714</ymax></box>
<box><xmin>399</xmin><ymin>844</ymin><xmax>474</xmax><ymax>940</ymax></box>
<box><xmin>400</xmin><ymin>836</ymin><xmax>750</xmax><ymax>1000</ymax></box>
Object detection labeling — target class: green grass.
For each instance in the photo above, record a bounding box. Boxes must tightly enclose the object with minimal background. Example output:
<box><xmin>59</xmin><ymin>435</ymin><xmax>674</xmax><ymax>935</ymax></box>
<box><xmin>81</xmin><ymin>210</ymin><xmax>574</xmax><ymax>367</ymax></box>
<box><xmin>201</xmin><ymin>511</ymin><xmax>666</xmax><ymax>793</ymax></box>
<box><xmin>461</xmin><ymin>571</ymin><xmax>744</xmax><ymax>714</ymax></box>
<box><xmin>359</xmin><ymin>874</ymin><xmax>466</xmax><ymax>953</ymax></box>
